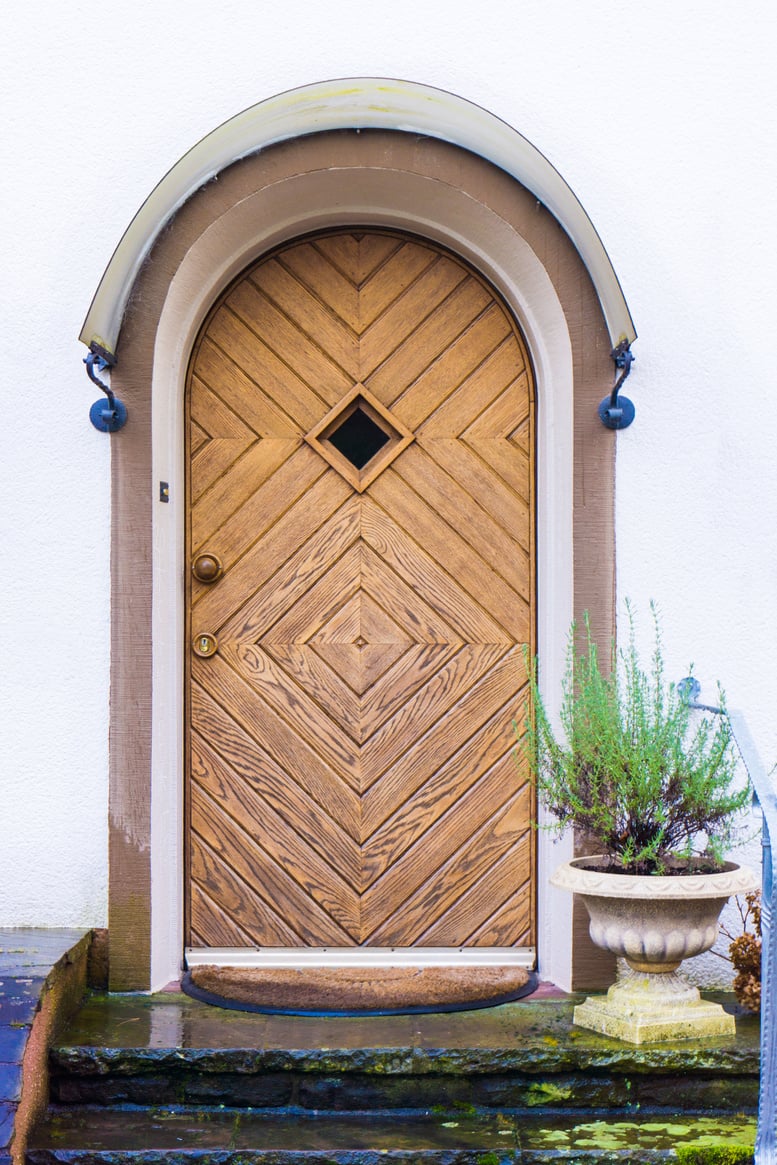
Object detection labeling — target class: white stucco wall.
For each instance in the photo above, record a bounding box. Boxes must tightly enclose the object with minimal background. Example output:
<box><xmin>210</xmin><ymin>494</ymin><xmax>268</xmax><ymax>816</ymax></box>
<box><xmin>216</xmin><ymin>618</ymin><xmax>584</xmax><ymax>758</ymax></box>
<box><xmin>1</xmin><ymin>0</ymin><xmax>774</xmax><ymax>988</ymax></box>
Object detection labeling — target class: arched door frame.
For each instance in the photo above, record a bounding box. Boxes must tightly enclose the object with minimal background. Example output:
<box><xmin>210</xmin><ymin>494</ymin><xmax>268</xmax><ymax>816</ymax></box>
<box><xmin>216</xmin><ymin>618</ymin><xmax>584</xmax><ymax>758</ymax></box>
<box><xmin>104</xmin><ymin>128</ymin><xmax>619</xmax><ymax>993</ymax></box>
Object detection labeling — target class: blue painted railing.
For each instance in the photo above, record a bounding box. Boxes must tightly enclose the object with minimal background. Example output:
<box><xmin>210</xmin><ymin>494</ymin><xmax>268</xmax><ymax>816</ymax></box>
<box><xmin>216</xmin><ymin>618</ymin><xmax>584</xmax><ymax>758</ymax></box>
<box><xmin>726</xmin><ymin>709</ymin><xmax>777</xmax><ymax>1165</ymax></box>
<box><xmin>686</xmin><ymin>689</ymin><xmax>777</xmax><ymax>1164</ymax></box>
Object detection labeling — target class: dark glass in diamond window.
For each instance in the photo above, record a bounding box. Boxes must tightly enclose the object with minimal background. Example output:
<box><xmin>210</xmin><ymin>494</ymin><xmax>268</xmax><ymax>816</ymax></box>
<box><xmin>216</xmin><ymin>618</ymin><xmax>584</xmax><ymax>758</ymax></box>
<box><xmin>327</xmin><ymin>407</ymin><xmax>390</xmax><ymax>469</ymax></box>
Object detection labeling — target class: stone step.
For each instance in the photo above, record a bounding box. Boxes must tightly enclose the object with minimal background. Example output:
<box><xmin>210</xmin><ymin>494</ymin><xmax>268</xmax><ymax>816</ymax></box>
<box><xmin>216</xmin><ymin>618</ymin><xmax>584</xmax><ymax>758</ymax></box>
<box><xmin>47</xmin><ymin>992</ymin><xmax>760</xmax><ymax>1113</ymax></box>
<box><xmin>27</xmin><ymin>1105</ymin><xmax>758</xmax><ymax>1164</ymax></box>
<box><xmin>49</xmin><ymin>1057</ymin><xmax>759</xmax><ymax>1112</ymax></box>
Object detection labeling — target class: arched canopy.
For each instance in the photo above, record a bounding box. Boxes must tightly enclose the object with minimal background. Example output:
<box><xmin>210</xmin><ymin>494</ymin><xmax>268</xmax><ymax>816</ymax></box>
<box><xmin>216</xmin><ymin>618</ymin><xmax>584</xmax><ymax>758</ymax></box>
<box><xmin>80</xmin><ymin>78</ymin><xmax>636</xmax><ymax>361</ymax></box>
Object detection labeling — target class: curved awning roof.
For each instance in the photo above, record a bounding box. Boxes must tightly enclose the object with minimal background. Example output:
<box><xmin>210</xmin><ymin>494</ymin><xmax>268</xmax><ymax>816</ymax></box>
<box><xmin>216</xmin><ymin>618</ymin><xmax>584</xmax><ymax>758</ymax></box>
<box><xmin>80</xmin><ymin>78</ymin><xmax>636</xmax><ymax>360</ymax></box>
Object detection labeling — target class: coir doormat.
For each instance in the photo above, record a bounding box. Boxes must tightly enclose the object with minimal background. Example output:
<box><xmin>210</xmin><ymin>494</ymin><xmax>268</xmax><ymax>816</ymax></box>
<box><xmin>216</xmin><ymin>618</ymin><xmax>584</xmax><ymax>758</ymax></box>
<box><xmin>182</xmin><ymin>964</ymin><xmax>538</xmax><ymax>1016</ymax></box>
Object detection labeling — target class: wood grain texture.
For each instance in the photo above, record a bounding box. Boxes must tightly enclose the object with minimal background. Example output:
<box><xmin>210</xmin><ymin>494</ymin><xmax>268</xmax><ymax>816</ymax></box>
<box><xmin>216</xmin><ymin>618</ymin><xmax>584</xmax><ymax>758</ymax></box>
<box><xmin>186</xmin><ymin>231</ymin><xmax>535</xmax><ymax>948</ymax></box>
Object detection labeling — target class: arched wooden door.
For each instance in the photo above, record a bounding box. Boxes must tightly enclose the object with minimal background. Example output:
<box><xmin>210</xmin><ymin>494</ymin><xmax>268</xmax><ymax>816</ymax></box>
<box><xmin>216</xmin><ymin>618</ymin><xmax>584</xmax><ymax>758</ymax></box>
<box><xmin>185</xmin><ymin>230</ymin><xmax>535</xmax><ymax>952</ymax></box>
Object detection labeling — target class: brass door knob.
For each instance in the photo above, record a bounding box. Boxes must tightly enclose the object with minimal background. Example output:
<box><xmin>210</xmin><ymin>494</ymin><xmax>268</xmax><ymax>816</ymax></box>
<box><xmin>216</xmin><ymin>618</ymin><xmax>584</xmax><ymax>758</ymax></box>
<box><xmin>192</xmin><ymin>552</ymin><xmax>223</xmax><ymax>583</ymax></box>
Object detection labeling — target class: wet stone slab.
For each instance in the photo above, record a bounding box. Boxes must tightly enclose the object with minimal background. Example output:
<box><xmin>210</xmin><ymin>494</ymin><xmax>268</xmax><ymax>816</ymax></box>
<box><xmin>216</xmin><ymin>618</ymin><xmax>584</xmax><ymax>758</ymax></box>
<box><xmin>0</xmin><ymin>929</ymin><xmax>90</xmax><ymax>1156</ymax></box>
<box><xmin>28</xmin><ymin>1106</ymin><xmax>758</xmax><ymax>1162</ymax></box>
<box><xmin>0</xmin><ymin>1105</ymin><xmax>13</xmax><ymax>1145</ymax></box>
<box><xmin>52</xmin><ymin>991</ymin><xmax>760</xmax><ymax>1070</ymax></box>
<box><xmin>48</xmin><ymin>991</ymin><xmax>760</xmax><ymax>1114</ymax></box>
<box><xmin>0</xmin><ymin>932</ymin><xmax>88</xmax><ymax>975</ymax></box>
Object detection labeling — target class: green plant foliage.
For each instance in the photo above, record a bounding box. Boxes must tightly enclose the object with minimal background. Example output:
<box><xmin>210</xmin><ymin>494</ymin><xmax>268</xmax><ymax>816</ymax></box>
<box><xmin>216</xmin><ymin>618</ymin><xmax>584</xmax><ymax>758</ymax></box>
<box><xmin>519</xmin><ymin>602</ymin><xmax>750</xmax><ymax>875</ymax></box>
<box><xmin>675</xmin><ymin>1146</ymin><xmax>754</xmax><ymax>1165</ymax></box>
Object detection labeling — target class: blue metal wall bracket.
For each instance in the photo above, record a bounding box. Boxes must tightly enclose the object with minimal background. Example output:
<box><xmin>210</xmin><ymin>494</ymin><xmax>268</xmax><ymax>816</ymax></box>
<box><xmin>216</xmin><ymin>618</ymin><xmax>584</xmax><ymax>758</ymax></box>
<box><xmin>85</xmin><ymin>348</ymin><xmax>127</xmax><ymax>433</ymax></box>
<box><xmin>598</xmin><ymin>338</ymin><xmax>635</xmax><ymax>429</ymax></box>
<box><xmin>680</xmin><ymin>677</ymin><xmax>777</xmax><ymax>1165</ymax></box>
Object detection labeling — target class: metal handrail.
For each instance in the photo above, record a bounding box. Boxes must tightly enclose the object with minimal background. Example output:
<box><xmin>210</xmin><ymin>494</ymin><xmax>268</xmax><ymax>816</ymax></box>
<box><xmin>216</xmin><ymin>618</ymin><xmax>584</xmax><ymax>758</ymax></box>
<box><xmin>685</xmin><ymin>687</ymin><xmax>777</xmax><ymax>1164</ymax></box>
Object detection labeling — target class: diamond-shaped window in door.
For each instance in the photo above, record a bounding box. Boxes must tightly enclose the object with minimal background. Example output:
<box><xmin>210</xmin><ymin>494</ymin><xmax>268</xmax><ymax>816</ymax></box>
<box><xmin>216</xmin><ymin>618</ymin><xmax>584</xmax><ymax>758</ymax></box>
<box><xmin>305</xmin><ymin>384</ymin><xmax>414</xmax><ymax>493</ymax></box>
<box><xmin>329</xmin><ymin>407</ymin><xmax>389</xmax><ymax>469</ymax></box>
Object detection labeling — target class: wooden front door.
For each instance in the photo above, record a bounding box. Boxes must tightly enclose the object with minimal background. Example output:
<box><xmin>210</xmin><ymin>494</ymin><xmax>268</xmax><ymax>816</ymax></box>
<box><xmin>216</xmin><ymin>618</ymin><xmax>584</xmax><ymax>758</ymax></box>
<box><xmin>186</xmin><ymin>231</ymin><xmax>535</xmax><ymax>951</ymax></box>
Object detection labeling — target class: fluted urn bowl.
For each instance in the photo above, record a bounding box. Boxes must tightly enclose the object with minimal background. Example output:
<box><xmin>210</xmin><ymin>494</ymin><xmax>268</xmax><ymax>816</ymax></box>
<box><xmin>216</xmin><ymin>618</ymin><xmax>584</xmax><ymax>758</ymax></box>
<box><xmin>551</xmin><ymin>856</ymin><xmax>758</xmax><ymax>973</ymax></box>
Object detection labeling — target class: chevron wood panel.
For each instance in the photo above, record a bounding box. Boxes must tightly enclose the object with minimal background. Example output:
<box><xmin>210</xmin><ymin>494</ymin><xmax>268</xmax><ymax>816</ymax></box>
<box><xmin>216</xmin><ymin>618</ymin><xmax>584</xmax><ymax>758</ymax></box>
<box><xmin>194</xmin><ymin>659</ymin><xmax>362</xmax><ymax>827</ymax></box>
<box><xmin>414</xmin><ymin>334</ymin><xmax>527</xmax><ymax>435</ymax></box>
<box><xmin>220</xmin><ymin>494</ymin><xmax>361</xmax><ymax>641</ymax></box>
<box><xmin>368</xmin><ymin>471</ymin><xmax>530</xmax><ymax>642</ymax></box>
<box><xmin>186</xmin><ymin>231</ymin><xmax>535</xmax><ymax>949</ymax></box>
<box><xmin>360</xmin><ymin>500</ymin><xmax>509</xmax><ymax>643</ymax></box>
<box><xmin>193</xmin><ymin>471</ymin><xmax>351</xmax><ymax>622</ymax></box>
<box><xmin>191</xmin><ymin>779</ymin><xmax>357</xmax><ymax>944</ymax></box>
<box><xmin>394</xmin><ymin>306</ymin><xmax>515</xmax><ymax>432</ymax></box>
<box><xmin>205</xmin><ymin>307</ymin><xmax>328</xmax><ymax>430</ymax></box>
<box><xmin>194</xmin><ymin>337</ymin><xmax>300</xmax><ymax>437</ymax></box>
<box><xmin>362</xmin><ymin>699</ymin><xmax>524</xmax><ymax>889</ymax></box>
<box><xmin>357</xmin><ymin>242</ymin><xmax>436</xmax><ymax>330</ymax></box>
<box><xmin>191</xmin><ymin>682</ymin><xmax>362</xmax><ymax>881</ymax></box>
<box><xmin>415</xmin><ymin>438</ymin><xmax>532</xmax><ymax>550</ymax></box>
<box><xmin>249</xmin><ymin>259</ymin><xmax>361</xmax><ymax>380</ymax></box>
<box><xmin>395</xmin><ymin>444</ymin><xmax>531</xmax><ymax>596</ymax></box>
<box><xmin>192</xmin><ymin>730</ymin><xmax>361</xmax><ymax>935</ymax></box>
<box><xmin>363</xmin><ymin>788</ymin><xmax>533</xmax><ymax>945</ymax></box>
<box><xmin>226</xmin><ymin>278</ymin><xmax>353</xmax><ymax>408</ymax></box>
<box><xmin>359</xmin><ymin>257</ymin><xmax>472</xmax><ymax>387</ymax></box>
<box><xmin>190</xmin><ymin>837</ymin><xmax>301</xmax><ymax>947</ymax></box>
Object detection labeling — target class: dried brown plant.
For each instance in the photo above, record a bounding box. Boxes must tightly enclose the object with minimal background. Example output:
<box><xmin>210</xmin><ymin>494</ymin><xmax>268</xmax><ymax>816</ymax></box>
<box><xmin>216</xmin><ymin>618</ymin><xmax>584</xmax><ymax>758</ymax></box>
<box><xmin>720</xmin><ymin>891</ymin><xmax>762</xmax><ymax>1013</ymax></box>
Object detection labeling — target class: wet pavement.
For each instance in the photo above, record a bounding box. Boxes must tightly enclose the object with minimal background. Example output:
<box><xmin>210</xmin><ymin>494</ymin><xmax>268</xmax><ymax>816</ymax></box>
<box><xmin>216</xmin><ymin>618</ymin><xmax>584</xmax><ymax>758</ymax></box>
<box><xmin>0</xmin><ymin>929</ymin><xmax>90</xmax><ymax>1164</ymax></box>
<box><xmin>28</xmin><ymin>1106</ymin><xmax>758</xmax><ymax>1160</ymax></box>
<box><xmin>57</xmin><ymin>987</ymin><xmax>759</xmax><ymax>1071</ymax></box>
<box><xmin>29</xmin><ymin>980</ymin><xmax>762</xmax><ymax>1161</ymax></box>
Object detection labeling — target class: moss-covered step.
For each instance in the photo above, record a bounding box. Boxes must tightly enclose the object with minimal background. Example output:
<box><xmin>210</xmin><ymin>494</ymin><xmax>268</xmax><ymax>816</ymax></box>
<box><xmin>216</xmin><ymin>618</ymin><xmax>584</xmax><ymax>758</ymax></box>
<box><xmin>27</xmin><ymin>1105</ymin><xmax>757</xmax><ymax>1164</ymax></box>
<box><xmin>48</xmin><ymin>993</ymin><xmax>760</xmax><ymax>1112</ymax></box>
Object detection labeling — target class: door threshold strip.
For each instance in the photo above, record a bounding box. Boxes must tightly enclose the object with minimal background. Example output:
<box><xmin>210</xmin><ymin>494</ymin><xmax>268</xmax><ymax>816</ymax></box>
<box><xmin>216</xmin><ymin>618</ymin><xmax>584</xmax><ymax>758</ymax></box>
<box><xmin>185</xmin><ymin>946</ymin><xmax>536</xmax><ymax>969</ymax></box>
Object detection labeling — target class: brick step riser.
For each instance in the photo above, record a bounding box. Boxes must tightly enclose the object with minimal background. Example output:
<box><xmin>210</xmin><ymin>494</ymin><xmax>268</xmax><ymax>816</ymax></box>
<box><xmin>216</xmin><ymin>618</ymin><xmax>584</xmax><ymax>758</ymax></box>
<box><xmin>48</xmin><ymin>1069</ymin><xmax>759</xmax><ymax>1111</ymax></box>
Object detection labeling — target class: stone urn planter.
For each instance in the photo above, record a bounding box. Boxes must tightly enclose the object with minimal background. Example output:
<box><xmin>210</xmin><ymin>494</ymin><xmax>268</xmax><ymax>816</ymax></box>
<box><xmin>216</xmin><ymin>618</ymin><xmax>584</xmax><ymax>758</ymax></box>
<box><xmin>552</xmin><ymin>856</ymin><xmax>759</xmax><ymax>1043</ymax></box>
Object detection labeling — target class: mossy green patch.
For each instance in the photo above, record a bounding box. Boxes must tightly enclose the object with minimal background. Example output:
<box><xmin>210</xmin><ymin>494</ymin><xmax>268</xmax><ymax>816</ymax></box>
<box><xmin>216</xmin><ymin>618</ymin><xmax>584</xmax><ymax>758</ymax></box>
<box><xmin>526</xmin><ymin>1080</ymin><xmax>573</xmax><ymax>1106</ymax></box>
<box><xmin>452</xmin><ymin>1100</ymin><xmax>478</xmax><ymax>1115</ymax></box>
<box><xmin>675</xmin><ymin>1147</ymin><xmax>754</xmax><ymax>1164</ymax></box>
<box><xmin>228</xmin><ymin>1112</ymin><xmax>241</xmax><ymax>1150</ymax></box>
<box><xmin>432</xmin><ymin>1101</ymin><xmax>477</xmax><ymax>1116</ymax></box>
<box><xmin>527</xmin><ymin>1116</ymin><xmax>756</xmax><ymax>1154</ymax></box>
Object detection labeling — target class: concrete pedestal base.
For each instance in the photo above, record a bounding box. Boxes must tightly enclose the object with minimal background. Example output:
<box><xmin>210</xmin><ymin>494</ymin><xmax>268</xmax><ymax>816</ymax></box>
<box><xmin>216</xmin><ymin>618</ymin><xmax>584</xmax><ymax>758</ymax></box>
<box><xmin>574</xmin><ymin>967</ymin><xmax>736</xmax><ymax>1044</ymax></box>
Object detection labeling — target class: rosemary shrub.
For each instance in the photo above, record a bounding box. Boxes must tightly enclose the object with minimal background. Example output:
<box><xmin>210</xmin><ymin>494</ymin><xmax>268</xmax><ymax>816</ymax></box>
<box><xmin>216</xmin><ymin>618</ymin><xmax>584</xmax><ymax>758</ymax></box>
<box><xmin>521</xmin><ymin>604</ymin><xmax>750</xmax><ymax>875</ymax></box>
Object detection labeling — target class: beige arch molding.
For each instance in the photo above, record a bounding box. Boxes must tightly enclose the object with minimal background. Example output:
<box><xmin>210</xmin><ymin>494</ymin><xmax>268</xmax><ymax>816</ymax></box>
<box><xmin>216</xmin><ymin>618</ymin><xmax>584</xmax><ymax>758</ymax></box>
<box><xmin>80</xmin><ymin>77</ymin><xmax>636</xmax><ymax>359</ymax></box>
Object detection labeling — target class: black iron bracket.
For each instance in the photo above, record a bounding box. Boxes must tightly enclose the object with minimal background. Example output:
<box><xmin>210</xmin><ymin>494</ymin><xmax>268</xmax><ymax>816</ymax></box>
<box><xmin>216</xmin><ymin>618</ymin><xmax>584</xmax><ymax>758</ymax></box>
<box><xmin>85</xmin><ymin>347</ymin><xmax>127</xmax><ymax>433</ymax></box>
<box><xmin>598</xmin><ymin>339</ymin><xmax>635</xmax><ymax>430</ymax></box>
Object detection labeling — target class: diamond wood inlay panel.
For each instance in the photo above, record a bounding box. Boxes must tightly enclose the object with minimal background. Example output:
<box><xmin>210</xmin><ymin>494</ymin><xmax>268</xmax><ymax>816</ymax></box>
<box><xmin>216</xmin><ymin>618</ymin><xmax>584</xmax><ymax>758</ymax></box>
<box><xmin>186</xmin><ymin>231</ymin><xmax>535</xmax><ymax>950</ymax></box>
